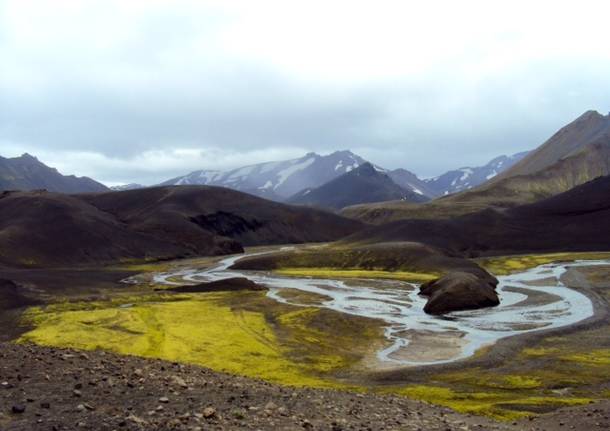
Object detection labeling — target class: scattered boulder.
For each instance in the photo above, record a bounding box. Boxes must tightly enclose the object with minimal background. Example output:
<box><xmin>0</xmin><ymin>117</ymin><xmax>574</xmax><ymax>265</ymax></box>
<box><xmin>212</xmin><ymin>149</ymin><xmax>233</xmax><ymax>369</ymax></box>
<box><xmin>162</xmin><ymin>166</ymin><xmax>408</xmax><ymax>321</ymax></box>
<box><xmin>161</xmin><ymin>277</ymin><xmax>267</xmax><ymax>293</ymax></box>
<box><xmin>202</xmin><ymin>406</ymin><xmax>216</xmax><ymax>418</ymax></box>
<box><xmin>420</xmin><ymin>271</ymin><xmax>500</xmax><ymax>315</ymax></box>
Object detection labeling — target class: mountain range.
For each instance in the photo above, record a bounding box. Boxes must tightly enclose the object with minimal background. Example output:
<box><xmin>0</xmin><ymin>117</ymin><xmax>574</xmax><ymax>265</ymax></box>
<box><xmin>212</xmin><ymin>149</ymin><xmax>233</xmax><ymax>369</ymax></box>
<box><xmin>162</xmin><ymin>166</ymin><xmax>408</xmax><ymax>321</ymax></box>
<box><xmin>161</xmin><ymin>150</ymin><xmax>368</xmax><ymax>200</ymax></box>
<box><xmin>159</xmin><ymin>150</ymin><xmax>525</xmax><ymax>204</ymax></box>
<box><xmin>422</xmin><ymin>151</ymin><xmax>529</xmax><ymax>196</ymax></box>
<box><xmin>3</xmin><ymin>110</ymin><xmax>606</xmax><ymax>216</ymax></box>
<box><xmin>343</xmin><ymin>110</ymin><xmax>610</xmax><ymax>223</ymax></box>
<box><xmin>0</xmin><ymin>153</ymin><xmax>108</xmax><ymax>193</ymax></box>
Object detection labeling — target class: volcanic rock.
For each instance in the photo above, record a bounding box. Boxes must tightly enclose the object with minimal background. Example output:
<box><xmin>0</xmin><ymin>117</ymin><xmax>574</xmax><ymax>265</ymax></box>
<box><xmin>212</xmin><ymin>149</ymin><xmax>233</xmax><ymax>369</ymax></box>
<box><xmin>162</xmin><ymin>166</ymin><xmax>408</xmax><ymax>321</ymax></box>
<box><xmin>420</xmin><ymin>271</ymin><xmax>499</xmax><ymax>314</ymax></box>
<box><xmin>162</xmin><ymin>277</ymin><xmax>266</xmax><ymax>293</ymax></box>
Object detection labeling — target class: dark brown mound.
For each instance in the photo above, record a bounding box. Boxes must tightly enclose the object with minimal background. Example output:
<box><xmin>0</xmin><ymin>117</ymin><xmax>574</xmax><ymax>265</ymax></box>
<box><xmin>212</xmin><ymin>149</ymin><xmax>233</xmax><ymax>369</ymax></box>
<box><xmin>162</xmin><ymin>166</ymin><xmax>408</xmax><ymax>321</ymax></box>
<box><xmin>161</xmin><ymin>277</ymin><xmax>266</xmax><ymax>293</ymax></box>
<box><xmin>0</xmin><ymin>186</ymin><xmax>363</xmax><ymax>268</ymax></box>
<box><xmin>231</xmin><ymin>241</ymin><xmax>494</xmax><ymax>280</ymax></box>
<box><xmin>420</xmin><ymin>272</ymin><xmax>500</xmax><ymax>314</ymax></box>
<box><xmin>345</xmin><ymin>175</ymin><xmax>610</xmax><ymax>257</ymax></box>
<box><xmin>80</xmin><ymin>186</ymin><xmax>363</xmax><ymax>248</ymax></box>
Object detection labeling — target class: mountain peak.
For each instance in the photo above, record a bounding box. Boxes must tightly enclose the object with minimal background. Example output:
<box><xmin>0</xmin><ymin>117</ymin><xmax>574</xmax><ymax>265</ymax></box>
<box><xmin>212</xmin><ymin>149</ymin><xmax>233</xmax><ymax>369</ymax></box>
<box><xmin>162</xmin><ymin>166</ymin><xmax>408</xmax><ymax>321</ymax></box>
<box><xmin>330</xmin><ymin>149</ymin><xmax>356</xmax><ymax>156</ymax></box>
<box><xmin>161</xmin><ymin>150</ymin><xmax>370</xmax><ymax>199</ymax></box>
<box><xmin>576</xmin><ymin>110</ymin><xmax>605</xmax><ymax>121</ymax></box>
<box><xmin>352</xmin><ymin>162</ymin><xmax>377</xmax><ymax>176</ymax></box>
<box><xmin>0</xmin><ymin>153</ymin><xmax>108</xmax><ymax>193</ymax></box>
<box><xmin>289</xmin><ymin>161</ymin><xmax>426</xmax><ymax>209</ymax></box>
<box><xmin>19</xmin><ymin>153</ymin><xmax>39</xmax><ymax>161</ymax></box>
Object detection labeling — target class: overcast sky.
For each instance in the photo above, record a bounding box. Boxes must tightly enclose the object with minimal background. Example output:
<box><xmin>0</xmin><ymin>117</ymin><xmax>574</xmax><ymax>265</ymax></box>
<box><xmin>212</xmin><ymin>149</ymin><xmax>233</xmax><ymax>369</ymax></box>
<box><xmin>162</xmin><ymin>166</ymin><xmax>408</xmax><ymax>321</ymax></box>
<box><xmin>1</xmin><ymin>0</ymin><xmax>610</xmax><ymax>185</ymax></box>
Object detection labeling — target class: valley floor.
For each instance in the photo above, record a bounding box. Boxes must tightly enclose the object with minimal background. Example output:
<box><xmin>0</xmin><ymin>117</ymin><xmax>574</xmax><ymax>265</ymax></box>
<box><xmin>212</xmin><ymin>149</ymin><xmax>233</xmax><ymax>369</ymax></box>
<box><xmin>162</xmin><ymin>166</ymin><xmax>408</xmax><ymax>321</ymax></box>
<box><xmin>3</xmin><ymin>247</ymin><xmax>610</xmax><ymax>429</ymax></box>
<box><xmin>2</xmin><ymin>341</ymin><xmax>610</xmax><ymax>431</ymax></box>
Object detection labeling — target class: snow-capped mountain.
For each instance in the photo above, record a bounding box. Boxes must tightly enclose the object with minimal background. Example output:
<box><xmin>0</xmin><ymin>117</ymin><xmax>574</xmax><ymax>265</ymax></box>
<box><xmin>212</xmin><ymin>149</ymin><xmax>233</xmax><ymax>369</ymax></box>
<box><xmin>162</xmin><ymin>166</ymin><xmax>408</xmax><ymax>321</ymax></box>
<box><xmin>423</xmin><ymin>151</ymin><xmax>529</xmax><ymax>196</ymax></box>
<box><xmin>110</xmin><ymin>183</ymin><xmax>145</xmax><ymax>191</ymax></box>
<box><xmin>160</xmin><ymin>150</ymin><xmax>367</xmax><ymax>200</ymax></box>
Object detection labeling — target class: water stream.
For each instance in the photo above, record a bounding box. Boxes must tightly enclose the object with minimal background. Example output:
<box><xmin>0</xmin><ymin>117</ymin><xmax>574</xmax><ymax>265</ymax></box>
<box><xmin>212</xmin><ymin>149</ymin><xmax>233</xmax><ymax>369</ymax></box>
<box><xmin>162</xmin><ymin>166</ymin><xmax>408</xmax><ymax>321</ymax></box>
<box><xmin>152</xmin><ymin>251</ymin><xmax>609</xmax><ymax>367</ymax></box>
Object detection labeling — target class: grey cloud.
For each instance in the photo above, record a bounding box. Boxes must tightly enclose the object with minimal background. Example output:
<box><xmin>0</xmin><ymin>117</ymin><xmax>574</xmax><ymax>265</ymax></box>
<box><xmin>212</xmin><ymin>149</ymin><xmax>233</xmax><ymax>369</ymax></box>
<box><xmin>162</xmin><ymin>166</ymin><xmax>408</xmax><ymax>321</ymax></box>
<box><xmin>1</xmin><ymin>2</ymin><xmax>610</xmax><ymax>184</ymax></box>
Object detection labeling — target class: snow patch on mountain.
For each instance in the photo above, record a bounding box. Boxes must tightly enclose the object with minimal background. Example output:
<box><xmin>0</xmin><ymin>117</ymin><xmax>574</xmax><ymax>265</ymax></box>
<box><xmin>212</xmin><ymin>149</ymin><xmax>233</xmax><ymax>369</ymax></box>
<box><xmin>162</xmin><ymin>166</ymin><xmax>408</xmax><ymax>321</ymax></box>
<box><xmin>424</xmin><ymin>151</ymin><xmax>529</xmax><ymax>197</ymax></box>
<box><xmin>159</xmin><ymin>150</ymin><xmax>368</xmax><ymax>200</ymax></box>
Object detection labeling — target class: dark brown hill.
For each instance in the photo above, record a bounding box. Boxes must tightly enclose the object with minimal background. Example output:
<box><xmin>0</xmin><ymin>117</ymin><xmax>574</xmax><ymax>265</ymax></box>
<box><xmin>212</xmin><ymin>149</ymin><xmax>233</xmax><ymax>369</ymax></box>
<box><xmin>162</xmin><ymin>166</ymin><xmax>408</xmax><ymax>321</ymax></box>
<box><xmin>344</xmin><ymin>175</ymin><xmax>610</xmax><ymax>257</ymax></box>
<box><xmin>0</xmin><ymin>186</ymin><xmax>363</xmax><ymax>268</ymax></box>
<box><xmin>288</xmin><ymin>163</ymin><xmax>427</xmax><ymax>210</ymax></box>
<box><xmin>81</xmin><ymin>186</ymin><xmax>362</xmax><ymax>247</ymax></box>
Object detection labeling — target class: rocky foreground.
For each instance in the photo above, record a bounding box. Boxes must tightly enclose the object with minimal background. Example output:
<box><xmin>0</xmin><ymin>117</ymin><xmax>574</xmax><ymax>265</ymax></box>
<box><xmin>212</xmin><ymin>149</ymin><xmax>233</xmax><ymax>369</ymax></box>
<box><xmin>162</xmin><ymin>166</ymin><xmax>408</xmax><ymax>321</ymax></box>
<box><xmin>1</xmin><ymin>343</ymin><xmax>609</xmax><ymax>431</ymax></box>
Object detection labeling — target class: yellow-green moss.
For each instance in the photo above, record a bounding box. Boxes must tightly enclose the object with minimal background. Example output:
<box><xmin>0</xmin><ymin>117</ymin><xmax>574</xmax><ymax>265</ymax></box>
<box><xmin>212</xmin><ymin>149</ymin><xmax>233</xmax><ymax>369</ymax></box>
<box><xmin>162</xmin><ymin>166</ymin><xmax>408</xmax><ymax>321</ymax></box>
<box><xmin>387</xmin><ymin>384</ymin><xmax>592</xmax><ymax>420</ymax></box>
<box><xmin>478</xmin><ymin>252</ymin><xmax>610</xmax><ymax>275</ymax></box>
<box><xmin>18</xmin><ymin>292</ymin><xmax>381</xmax><ymax>389</ymax></box>
<box><xmin>561</xmin><ymin>350</ymin><xmax>610</xmax><ymax>366</ymax></box>
<box><xmin>275</xmin><ymin>267</ymin><xmax>437</xmax><ymax>283</ymax></box>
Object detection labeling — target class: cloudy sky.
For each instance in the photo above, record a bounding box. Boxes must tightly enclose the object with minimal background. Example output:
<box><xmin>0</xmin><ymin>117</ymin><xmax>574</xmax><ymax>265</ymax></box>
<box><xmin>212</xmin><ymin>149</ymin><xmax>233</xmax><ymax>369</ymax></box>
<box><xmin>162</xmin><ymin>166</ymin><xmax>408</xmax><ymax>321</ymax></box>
<box><xmin>1</xmin><ymin>0</ymin><xmax>610</xmax><ymax>185</ymax></box>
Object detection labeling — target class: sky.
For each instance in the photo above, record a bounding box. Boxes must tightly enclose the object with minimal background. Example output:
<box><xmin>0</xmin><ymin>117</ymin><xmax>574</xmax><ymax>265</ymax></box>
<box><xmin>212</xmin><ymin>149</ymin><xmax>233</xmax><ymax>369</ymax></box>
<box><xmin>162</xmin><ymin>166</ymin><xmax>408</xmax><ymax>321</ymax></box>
<box><xmin>1</xmin><ymin>0</ymin><xmax>610</xmax><ymax>186</ymax></box>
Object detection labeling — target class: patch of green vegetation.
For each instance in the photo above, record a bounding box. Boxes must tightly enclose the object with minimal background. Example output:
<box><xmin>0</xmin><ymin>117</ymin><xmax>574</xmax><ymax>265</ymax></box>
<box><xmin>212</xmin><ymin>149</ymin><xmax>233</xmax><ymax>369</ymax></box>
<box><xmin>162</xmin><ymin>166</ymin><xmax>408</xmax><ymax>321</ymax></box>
<box><xmin>111</xmin><ymin>261</ymin><xmax>174</xmax><ymax>273</ymax></box>
<box><xmin>521</xmin><ymin>347</ymin><xmax>562</xmax><ymax>357</ymax></box>
<box><xmin>275</xmin><ymin>267</ymin><xmax>437</xmax><ymax>283</ymax></box>
<box><xmin>241</xmin><ymin>244</ymin><xmax>446</xmax><ymax>276</ymax></box>
<box><xmin>561</xmin><ymin>350</ymin><xmax>610</xmax><ymax>366</ymax></box>
<box><xmin>18</xmin><ymin>291</ymin><xmax>383</xmax><ymax>389</ymax></box>
<box><xmin>386</xmin><ymin>373</ymin><xmax>592</xmax><ymax>420</ymax></box>
<box><xmin>478</xmin><ymin>252</ymin><xmax>610</xmax><ymax>275</ymax></box>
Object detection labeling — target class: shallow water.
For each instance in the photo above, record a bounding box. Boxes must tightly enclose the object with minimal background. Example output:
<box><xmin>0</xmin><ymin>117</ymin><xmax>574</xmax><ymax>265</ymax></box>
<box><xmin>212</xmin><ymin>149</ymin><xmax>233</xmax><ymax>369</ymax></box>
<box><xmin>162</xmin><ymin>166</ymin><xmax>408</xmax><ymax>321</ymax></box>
<box><xmin>153</xmin><ymin>252</ymin><xmax>609</xmax><ymax>366</ymax></box>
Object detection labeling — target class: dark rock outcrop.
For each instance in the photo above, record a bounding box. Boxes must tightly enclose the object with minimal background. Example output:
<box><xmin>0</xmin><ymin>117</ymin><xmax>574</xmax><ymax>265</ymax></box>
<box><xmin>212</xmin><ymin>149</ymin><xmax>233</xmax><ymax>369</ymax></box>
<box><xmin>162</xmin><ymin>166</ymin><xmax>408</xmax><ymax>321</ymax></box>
<box><xmin>420</xmin><ymin>272</ymin><xmax>499</xmax><ymax>315</ymax></box>
<box><xmin>0</xmin><ymin>278</ymin><xmax>39</xmax><ymax>310</ymax></box>
<box><xmin>162</xmin><ymin>277</ymin><xmax>266</xmax><ymax>293</ymax></box>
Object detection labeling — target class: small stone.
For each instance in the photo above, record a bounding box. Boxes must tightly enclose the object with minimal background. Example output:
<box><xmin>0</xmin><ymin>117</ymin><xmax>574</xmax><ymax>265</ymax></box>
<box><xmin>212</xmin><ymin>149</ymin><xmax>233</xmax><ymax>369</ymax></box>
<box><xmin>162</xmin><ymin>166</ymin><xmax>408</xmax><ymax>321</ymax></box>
<box><xmin>12</xmin><ymin>405</ymin><xmax>26</xmax><ymax>414</ymax></box>
<box><xmin>202</xmin><ymin>407</ymin><xmax>216</xmax><ymax>419</ymax></box>
<box><xmin>73</xmin><ymin>389</ymin><xmax>82</xmax><ymax>397</ymax></box>
<box><xmin>158</xmin><ymin>396</ymin><xmax>169</xmax><ymax>403</ymax></box>
<box><xmin>265</xmin><ymin>401</ymin><xmax>278</xmax><ymax>411</ymax></box>
<box><xmin>76</xmin><ymin>404</ymin><xmax>86</xmax><ymax>412</ymax></box>
<box><xmin>171</xmin><ymin>376</ymin><xmax>188</xmax><ymax>388</ymax></box>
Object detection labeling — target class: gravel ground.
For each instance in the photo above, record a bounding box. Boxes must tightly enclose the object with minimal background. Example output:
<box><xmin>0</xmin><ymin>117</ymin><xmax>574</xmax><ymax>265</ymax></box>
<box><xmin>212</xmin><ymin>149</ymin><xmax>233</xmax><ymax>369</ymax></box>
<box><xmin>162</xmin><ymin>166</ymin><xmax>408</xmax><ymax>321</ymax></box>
<box><xmin>3</xmin><ymin>343</ymin><xmax>610</xmax><ymax>431</ymax></box>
